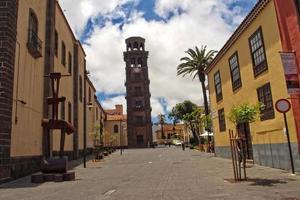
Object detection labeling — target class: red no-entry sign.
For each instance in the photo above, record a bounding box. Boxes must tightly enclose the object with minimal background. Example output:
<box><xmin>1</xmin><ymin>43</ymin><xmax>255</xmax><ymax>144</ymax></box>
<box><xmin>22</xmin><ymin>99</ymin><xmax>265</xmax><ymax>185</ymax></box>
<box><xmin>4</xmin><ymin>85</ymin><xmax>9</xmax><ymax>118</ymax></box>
<box><xmin>275</xmin><ymin>98</ymin><xmax>291</xmax><ymax>113</ymax></box>
<box><xmin>275</xmin><ymin>98</ymin><xmax>295</xmax><ymax>174</ymax></box>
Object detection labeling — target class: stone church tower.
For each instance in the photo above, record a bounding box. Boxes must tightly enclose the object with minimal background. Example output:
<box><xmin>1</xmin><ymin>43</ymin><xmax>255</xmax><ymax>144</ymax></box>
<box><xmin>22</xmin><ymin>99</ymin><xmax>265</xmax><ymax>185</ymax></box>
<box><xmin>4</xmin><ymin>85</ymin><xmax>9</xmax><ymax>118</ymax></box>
<box><xmin>124</xmin><ymin>37</ymin><xmax>152</xmax><ymax>148</ymax></box>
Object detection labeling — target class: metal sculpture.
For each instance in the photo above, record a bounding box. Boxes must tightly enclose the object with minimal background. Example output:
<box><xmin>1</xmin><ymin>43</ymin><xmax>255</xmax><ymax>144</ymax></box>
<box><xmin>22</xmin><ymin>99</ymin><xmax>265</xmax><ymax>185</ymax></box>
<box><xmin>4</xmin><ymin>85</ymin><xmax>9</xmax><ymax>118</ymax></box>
<box><xmin>229</xmin><ymin>129</ymin><xmax>247</xmax><ymax>181</ymax></box>
<box><xmin>32</xmin><ymin>73</ymin><xmax>76</xmax><ymax>183</ymax></box>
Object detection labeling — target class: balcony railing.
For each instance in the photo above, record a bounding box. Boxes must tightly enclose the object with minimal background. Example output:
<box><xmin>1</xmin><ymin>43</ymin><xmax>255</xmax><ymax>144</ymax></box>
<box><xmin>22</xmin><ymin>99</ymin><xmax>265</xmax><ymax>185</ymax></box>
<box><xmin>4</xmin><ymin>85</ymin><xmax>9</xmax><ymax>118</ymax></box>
<box><xmin>134</xmin><ymin>105</ymin><xmax>144</xmax><ymax>111</ymax></box>
<box><xmin>27</xmin><ymin>29</ymin><xmax>42</xmax><ymax>58</ymax></box>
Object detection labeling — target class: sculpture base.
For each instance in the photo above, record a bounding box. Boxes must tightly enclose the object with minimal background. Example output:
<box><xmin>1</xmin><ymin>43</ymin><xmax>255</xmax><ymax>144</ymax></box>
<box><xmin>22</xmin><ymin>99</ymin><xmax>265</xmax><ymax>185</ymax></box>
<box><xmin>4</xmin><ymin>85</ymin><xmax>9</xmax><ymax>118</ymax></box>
<box><xmin>31</xmin><ymin>171</ymin><xmax>75</xmax><ymax>183</ymax></box>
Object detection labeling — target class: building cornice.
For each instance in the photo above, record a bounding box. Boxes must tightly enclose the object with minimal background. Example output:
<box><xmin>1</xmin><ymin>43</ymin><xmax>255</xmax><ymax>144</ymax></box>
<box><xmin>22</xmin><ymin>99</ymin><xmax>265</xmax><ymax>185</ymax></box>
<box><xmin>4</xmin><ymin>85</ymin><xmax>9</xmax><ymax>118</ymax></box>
<box><xmin>205</xmin><ymin>0</ymin><xmax>271</xmax><ymax>74</ymax></box>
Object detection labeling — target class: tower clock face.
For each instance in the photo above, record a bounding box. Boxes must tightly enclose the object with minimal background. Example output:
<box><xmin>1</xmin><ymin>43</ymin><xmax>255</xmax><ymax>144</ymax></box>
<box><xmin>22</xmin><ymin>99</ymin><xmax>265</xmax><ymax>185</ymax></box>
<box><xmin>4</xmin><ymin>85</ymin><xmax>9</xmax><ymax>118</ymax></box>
<box><xmin>133</xmin><ymin>67</ymin><xmax>141</xmax><ymax>73</ymax></box>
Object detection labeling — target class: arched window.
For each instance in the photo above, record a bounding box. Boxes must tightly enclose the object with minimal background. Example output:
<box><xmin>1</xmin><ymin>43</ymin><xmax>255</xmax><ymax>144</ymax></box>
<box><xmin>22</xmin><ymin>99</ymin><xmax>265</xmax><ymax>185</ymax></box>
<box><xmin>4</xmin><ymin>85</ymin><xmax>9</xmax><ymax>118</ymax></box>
<box><xmin>137</xmin><ymin>58</ymin><xmax>142</xmax><ymax>67</ymax></box>
<box><xmin>114</xmin><ymin>125</ymin><xmax>119</xmax><ymax>133</ymax></box>
<box><xmin>139</xmin><ymin>44</ymin><xmax>144</xmax><ymax>51</ymax></box>
<box><xmin>133</xmin><ymin>42</ymin><xmax>138</xmax><ymax>50</ymax></box>
<box><xmin>29</xmin><ymin>9</ymin><xmax>38</xmax><ymax>35</ymax></box>
<box><xmin>127</xmin><ymin>43</ymin><xmax>132</xmax><ymax>51</ymax></box>
<box><xmin>28</xmin><ymin>9</ymin><xmax>42</xmax><ymax>57</ymax></box>
<box><xmin>130</xmin><ymin>58</ymin><xmax>135</xmax><ymax>67</ymax></box>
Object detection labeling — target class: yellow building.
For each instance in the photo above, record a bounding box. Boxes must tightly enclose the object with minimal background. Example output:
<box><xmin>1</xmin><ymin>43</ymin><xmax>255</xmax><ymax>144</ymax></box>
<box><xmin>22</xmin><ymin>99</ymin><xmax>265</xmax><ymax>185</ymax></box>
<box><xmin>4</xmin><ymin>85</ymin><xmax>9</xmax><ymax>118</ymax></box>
<box><xmin>104</xmin><ymin>105</ymin><xmax>128</xmax><ymax>147</ymax></box>
<box><xmin>0</xmin><ymin>0</ymin><xmax>105</xmax><ymax>180</ymax></box>
<box><xmin>206</xmin><ymin>0</ymin><xmax>300</xmax><ymax>171</ymax></box>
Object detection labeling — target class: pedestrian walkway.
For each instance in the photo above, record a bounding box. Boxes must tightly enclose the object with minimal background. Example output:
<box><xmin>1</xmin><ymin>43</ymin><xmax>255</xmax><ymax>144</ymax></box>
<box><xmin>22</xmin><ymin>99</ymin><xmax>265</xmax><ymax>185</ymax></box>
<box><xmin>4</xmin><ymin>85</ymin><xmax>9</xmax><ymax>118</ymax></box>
<box><xmin>0</xmin><ymin>147</ymin><xmax>299</xmax><ymax>200</ymax></box>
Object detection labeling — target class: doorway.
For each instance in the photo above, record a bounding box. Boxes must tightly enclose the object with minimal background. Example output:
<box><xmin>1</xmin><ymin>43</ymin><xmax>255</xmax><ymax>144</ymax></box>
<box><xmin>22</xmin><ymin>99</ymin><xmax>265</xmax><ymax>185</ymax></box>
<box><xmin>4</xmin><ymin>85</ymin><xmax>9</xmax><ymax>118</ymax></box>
<box><xmin>237</xmin><ymin>122</ymin><xmax>253</xmax><ymax>160</ymax></box>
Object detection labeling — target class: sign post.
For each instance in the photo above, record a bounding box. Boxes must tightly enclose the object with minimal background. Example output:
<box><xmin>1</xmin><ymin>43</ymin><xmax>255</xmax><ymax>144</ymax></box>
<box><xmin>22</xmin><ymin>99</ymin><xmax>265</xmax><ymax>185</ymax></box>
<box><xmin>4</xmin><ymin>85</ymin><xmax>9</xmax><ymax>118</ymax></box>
<box><xmin>275</xmin><ymin>99</ymin><xmax>295</xmax><ymax>174</ymax></box>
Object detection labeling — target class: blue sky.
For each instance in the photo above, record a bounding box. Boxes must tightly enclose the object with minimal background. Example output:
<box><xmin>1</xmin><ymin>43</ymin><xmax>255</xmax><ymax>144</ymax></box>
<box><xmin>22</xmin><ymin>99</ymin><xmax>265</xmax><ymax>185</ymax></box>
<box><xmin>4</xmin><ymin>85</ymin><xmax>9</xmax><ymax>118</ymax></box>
<box><xmin>60</xmin><ymin>0</ymin><xmax>257</xmax><ymax>123</ymax></box>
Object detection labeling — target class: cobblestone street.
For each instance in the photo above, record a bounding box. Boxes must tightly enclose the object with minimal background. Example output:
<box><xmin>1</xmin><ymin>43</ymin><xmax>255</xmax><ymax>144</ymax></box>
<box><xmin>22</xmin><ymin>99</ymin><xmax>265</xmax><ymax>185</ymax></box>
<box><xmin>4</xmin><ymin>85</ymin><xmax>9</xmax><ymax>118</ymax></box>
<box><xmin>1</xmin><ymin>147</ymin><xmax>300</xmax><ymax>200</ymax></box>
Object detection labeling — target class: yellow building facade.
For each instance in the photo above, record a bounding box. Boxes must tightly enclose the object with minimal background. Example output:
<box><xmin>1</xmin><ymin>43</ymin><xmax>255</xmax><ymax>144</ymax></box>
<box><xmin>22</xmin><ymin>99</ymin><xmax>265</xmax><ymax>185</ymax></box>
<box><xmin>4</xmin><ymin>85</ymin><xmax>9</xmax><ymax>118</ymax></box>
<box><xmin>0</xmin><ymin>0</ymin><xmax>106</xmax><ymax>180</ymax></box>
<box><xmin>206</xmin><ymin>0</ymin><xmax>300</xmax><ymax>171</ymax></box>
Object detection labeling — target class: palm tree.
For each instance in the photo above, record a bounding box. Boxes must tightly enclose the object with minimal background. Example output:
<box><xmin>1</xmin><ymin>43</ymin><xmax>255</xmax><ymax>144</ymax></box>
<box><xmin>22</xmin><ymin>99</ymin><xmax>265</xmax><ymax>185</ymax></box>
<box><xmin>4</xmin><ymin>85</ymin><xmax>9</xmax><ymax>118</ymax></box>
<box><xmin>177</xmin><ymin>46</ymin><xmax>217</xmax><ymax>116</ymax></box>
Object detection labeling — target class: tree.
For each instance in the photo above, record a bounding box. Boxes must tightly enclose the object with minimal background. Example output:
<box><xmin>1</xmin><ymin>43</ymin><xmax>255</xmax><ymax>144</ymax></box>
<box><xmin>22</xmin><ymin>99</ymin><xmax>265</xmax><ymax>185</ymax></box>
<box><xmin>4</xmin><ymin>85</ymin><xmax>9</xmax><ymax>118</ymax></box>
<box><xmin>228</xmin><ymin>103</ymin><xmax>261</xmax><ymax>125</ymax></box>
<box><xmin>177</xmin><ymin>46</ymin><xmax>217</xmax><ymax>116</ymax></box>
<box><xmin>169</xmin><ymin>100</ymin><xmax>203</xmax><ymax>145</ymax></box>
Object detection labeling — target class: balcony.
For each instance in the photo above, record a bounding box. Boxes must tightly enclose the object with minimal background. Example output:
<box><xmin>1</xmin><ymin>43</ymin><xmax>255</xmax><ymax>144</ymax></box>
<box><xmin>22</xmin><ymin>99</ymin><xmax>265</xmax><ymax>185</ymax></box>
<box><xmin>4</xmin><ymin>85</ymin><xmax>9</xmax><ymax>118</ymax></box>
<box><xmin>27</xmin><ymin>29</ymin><xmax>42</xmax><ymax>58</ymax></box>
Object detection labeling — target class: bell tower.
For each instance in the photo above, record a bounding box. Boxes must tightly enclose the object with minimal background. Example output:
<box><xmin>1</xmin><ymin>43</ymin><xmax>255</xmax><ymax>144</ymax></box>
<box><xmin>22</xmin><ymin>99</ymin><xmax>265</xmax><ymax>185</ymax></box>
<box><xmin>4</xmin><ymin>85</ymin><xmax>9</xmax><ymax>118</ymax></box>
<box><xmin>124</xmin><ymin>37</ymin><xmax>152</xmax><ymax>148</ymax></box>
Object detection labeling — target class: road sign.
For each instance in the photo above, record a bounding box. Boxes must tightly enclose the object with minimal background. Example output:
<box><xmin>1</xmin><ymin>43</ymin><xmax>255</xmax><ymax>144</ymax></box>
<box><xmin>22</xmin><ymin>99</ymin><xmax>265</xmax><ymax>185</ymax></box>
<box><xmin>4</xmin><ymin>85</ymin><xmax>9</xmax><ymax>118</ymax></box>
<box><xmin>275</xmin><ymin>98</ymin><xmax>295</xmax><ymax>174</ymax></box>
<box><xmin>275</xmin><ymin>99</ymin><xmax>291</xmax><ymax>113</ymax></box>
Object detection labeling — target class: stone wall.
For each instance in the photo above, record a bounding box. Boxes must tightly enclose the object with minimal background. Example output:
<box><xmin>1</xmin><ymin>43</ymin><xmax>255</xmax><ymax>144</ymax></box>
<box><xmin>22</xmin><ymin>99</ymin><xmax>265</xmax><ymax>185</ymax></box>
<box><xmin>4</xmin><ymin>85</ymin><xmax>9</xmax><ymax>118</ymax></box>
<box><xmin>0</xmin><ymin>0</ymin><xmax>18</xmax><ymax>179</ymax></box>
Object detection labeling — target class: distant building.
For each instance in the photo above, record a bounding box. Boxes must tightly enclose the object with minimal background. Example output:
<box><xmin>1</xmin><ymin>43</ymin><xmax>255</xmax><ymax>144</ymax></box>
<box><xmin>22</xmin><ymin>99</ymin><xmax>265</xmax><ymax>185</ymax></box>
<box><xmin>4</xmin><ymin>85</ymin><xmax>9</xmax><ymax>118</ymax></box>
<box><xmin>205</xmin><ymin>0</ymin><xmax>300</xmax><ymax>171</ymax></box>
<box><xmin>124</xmin><ymin>37</ymin><xmax>152</xmax><ymax>148</ymax></box>
<box><xmin>104</xmin><ymin>105</ymin><xmax>128</xmax><ymax>147</ymax></box>
<box><xmin>154</xmin><ymin>124</ymin><xmax>191</xmax><ymax>144</ymax></box>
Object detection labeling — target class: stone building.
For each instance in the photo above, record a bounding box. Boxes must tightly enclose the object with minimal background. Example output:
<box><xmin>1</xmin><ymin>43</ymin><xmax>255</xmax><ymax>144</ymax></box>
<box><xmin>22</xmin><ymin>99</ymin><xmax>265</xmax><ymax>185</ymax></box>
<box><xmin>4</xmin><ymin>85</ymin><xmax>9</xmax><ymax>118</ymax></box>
<box><xmin>104</xmin><ymin>105</ymin><xmax>127</xmax><ymax>147</ymax></box>
<box><xmin>205</xmin><ymin>0</ymin><xmax>300</xmax><ymax>171</ymax></box>
<box><xmin>123</xmin><ymin>37</ymin><xmax>152</xmax><ymax>148</ymax></box>
<box><xmin>0</xmin><ymin>0</ymin><xmax>104</xmax><ymax>181</ymax></box>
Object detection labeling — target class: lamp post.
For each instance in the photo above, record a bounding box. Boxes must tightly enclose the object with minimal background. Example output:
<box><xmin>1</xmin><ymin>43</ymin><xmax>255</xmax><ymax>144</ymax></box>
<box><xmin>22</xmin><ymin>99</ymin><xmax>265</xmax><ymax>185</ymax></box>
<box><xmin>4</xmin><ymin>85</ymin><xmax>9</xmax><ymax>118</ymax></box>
<box><xmin>119</xmin><ymin>119</ymin><xmax>122</xmax><ymax>155</ymax></box>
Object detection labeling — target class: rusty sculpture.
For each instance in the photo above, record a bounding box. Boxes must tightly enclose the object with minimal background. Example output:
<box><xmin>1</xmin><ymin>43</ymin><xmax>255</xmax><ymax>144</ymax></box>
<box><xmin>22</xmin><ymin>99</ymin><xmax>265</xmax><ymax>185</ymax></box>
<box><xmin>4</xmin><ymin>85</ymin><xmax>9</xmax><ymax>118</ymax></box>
<box><xmin>229</xmin><ymin>129</ymin><xmax>247</xmax><ymax>181</ymax></box>
<box><xmin>31</xmin><ymin>73</ymin><xmax>76</xmax><ymax>183</ymax></box>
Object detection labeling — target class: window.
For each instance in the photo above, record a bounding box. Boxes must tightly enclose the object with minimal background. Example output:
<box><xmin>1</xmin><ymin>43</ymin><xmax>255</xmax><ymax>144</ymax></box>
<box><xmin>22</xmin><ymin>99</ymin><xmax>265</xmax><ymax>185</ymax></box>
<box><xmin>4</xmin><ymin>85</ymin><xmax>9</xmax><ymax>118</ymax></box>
<box><xmin>137</xmin><ymin>135</ymin><xmax>144</xmax><ymax>144</ymax></box>
<box><xmin>229</xmin><ymin>52</ymin><xmax>242</xmax><ymax>91</ymax></box>
<box><xmin>68</xmin><ymin>102</ymin><xmax>72</xmax><ymax>123</ymax></box>
<box><xmin>135</xmin><ymin>116</ymin><xmax>144</xmax><ymax>123</ymax></box>
<box><xmin>61</xmin><ymin>41</ymin><xmax>66</xmax><ymax>66</ymax></box>
<box><xmin>257</xmin><ymin>83</ymin><xmax>275</xmax><ymax>121</ymax></box>
<box><xmin>295</xmin><ymin>0</ymin><xmax>300</xmax><ymax>17</ymax></box>
<box><xmin>96</xmin><ymin>107</ymin><xmax>98</xmax><ymax>120</ymax></box>
<box><xmin>135</xmin><ymin>100</ymin><xmax>143</xmax><ymax>108</ymax></box>
<box><xmin>88</xmin><ymin>88</ymin><xmax>91</xmax><ymax>103</ymax></box>
<box><xmin>61</xmin><ymin>101</ymin><xmax>65</xmax><ymax>120</ymax></box>
<box><xmin>218</xmin><ymin>108</ymin><xmax>226</xmax><ymax>132</ymax></box>
<box><xmin>114</xmin><ymin>125</ymin><xmax>119</xmax><ymax>133</ymax></box>
<box><xmin>249</xmin><ymin>27</ymin><xmax>267</xmax><ymax>77</ymax></box>
<box><xmin>27</xmin><ymin>9</ymin><xmax>42</xmax><ymax>58</ymax></box>
<box><xmin>134</xmin><ymin>73</ymin><xmax>140</xmax><ymax>81</ymax></box>
<box><xmin>214</xmin><ymin>71</ymin><xmax>223</xmax><ymax>102</ymax></box>
<box><xmin>68</xmin><ymin>52</ymin><xmax>72</xmax><ymax>74</ymax></box>
<box><xmin>55</xmin><ymin>30</ymin><xmax>58</xmax><ymax>56</ymax></box>
<box><xmin>79</xmin><ymin>76</ymin><xmax>83</xmax><ymax>102</ymax></box>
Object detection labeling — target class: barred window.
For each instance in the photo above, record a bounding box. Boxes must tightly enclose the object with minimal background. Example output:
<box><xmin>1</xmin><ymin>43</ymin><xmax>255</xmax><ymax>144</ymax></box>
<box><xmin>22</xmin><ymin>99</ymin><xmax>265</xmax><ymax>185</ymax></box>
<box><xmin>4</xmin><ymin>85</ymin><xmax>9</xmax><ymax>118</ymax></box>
<box><xmin>68</xmin><ymin>52</ymin><xmax>72</xmax><ymax>74</ymax></box>
<box><xmin>249</xmin><ymin>27</ymin><xmax>267</xmax><ymax>77</ymax></box>
<box><xmin>61</xmin><ymin>101</ymin><xmax>65</xmax><ymax>120</ymax></box>
<box><xmin>68</xmin><ymin>102</ymin><xmax>72</xmax><ymax>123</ymax></box>
<box><xmin>55</xmin><ymin>30</ymin><xmax>58</xmax><ymax>56</ymax></box>
<box><xmin>218</xmin><ymin>108</ymin><xmax>226</xmax><ymax>132</ymax></box>
<box><xmin>214</xmin><ymin>71</ymin><xmax>223</xmax><ymax>102</ymax></box>
<box><xmin>61</xmin><ymin>41</ymin><xmax>66</xmax><ymax>66</ymax></box>
<box><xmin>229</xmin><ymin>52</ymin><xmax>242</xmax><ymax>91</ymax></box>
<box><xmin>257</xmin><ymin>83</ymin><xmax>275</xmax><ymax>121</ymax></box>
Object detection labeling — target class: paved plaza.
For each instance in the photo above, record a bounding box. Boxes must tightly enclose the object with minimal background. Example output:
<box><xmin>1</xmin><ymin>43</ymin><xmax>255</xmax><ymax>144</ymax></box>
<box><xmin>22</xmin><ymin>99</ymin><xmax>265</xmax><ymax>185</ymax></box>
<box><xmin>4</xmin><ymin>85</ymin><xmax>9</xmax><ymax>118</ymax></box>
<box><xmin>0</xmin><ymin>147</ymin><xmax>300</xmax><ymax>200</ymax></box>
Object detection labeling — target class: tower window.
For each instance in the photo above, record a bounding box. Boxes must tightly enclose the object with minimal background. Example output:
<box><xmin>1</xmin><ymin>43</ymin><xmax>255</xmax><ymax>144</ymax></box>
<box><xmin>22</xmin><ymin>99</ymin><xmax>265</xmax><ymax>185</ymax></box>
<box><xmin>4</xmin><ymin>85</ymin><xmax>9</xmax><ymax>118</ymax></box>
<box><xmin>133</xmin><ymin>42</ymin><xmax>138</xmax><ymax>50</ymax></box>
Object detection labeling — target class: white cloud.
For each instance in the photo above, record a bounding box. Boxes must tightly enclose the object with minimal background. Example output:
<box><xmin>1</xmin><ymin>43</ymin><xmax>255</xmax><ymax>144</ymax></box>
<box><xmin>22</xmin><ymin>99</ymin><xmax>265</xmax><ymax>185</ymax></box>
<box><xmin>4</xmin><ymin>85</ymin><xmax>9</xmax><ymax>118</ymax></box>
<box><xmin>58</xmin><ymin>0</ymin><xmax>139</xmax><ymax>35</ymax></box>
<box><xmin>59</xmin><ymin>0</ymin><xmax>252</xmax><ymax>117</ymax></box>
<box><xmin>101</xmin><ymin>95</ymin><xmax>127</xmax><ymax>113</ymax></box>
